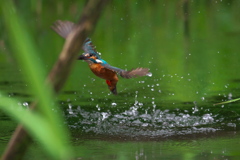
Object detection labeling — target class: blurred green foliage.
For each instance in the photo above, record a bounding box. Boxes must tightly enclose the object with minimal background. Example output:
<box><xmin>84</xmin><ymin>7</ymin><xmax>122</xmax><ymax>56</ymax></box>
<box><xmin>0</xmin><ymin>1</ymin><xmax>72</xmax><ymax>159</ymax></box>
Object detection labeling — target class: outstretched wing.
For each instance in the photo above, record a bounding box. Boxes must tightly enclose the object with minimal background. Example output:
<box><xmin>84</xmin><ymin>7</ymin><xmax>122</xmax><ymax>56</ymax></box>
<box><xmin>51</xmin><ymin>20</ymin><xmax>76</xmax><ymax>38</ymax></box>
<box><xmin>82</xmin><ymin>38</ymin><xmax>101</xmax><ymax>58</ymax></box>
<box><xmin>51</xmin><ymin>20</ymin><xmax>101</xmax><ymax>58</ymax></box>
<box><xmin>102</xmin><ymin>63</ymin><xmax>150</xmax><ymax>79</ymax></box>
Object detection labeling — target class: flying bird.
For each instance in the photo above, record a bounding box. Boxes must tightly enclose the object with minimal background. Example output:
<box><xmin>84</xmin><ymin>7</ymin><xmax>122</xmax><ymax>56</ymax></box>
<box><xmin>52</xmin><ymin>20</ymin><xmax>151</xmax><ymax>95</ymax></box>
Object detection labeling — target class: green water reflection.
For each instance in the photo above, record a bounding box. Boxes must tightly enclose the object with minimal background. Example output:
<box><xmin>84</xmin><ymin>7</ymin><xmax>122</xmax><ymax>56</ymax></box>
<box><xmin>11</xmin><ymin>131</ymin><xmax>240</xmax><ymax>160</ymax></box>
<box><xmin>1</xmin><ymin>0</ymin><xmax>240</xmax><ymax>159</ymax></box>
<box><xmin>72</xmin><ymin>132</ymin><xmax>240</xmax><ymax>160</ymax></box>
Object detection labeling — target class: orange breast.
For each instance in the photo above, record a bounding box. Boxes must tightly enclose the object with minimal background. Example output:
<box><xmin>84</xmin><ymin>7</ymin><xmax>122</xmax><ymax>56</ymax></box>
<box><xmin>89</xmin><ymin>63</ymin><xmax>118</xmax><ymax>81</ymax></box>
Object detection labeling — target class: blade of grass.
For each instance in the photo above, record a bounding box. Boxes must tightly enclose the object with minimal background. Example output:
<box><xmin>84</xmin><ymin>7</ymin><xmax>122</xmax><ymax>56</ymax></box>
<box><xmin>214</xmin><ymin>98</ymin><xmax>240</xmax><ymax>106</ymax></box>
<box><xmin>0</xmin><ymin>93</ymin><xmax>70</xmax><ymax>159</ymax></box>
<box><xmin>1</xmin><ymin>0</ymin><xmax>109</xmax><ymax>159</ymax></box>
<box><xmin>1</xmin><ymin>0</ymin><xmax>55</xmax><ymax>123</ymax></box>
<box><xmin>0</xmin><ymin>1</ymin><xmax>72</xmax><ymax>159</ymax></box>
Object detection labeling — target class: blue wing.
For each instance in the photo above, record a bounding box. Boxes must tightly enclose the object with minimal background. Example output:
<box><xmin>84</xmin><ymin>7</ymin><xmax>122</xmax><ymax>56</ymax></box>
<box><xmin>82</xmin><ymin>38</ymin><xmax>101</xmax><ymax>59</ymax></box>
<box><xmin>102</xmin><ymin>63</ymin><xmax>150</xmax><ymax>79</ymax></box>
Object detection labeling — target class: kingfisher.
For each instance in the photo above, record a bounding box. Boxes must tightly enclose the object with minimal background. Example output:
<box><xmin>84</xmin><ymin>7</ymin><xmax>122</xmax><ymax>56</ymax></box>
<box><xmin>52</xmin><ymin>20</ymin><xmax>151</xmax><ymax>95</ymax></box>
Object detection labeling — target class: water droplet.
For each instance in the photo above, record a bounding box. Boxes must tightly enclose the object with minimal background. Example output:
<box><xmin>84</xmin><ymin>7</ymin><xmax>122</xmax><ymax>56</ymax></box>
<box><xmin>23</xmin><ymin>102</ymin><xmax>28</xmax><ymax>107</ymax></box>
<box><xmin>68</xmin><ymin>104</ymin><xmax>74</xmax><ymax>114</ymax></box>
<box><xmin>227</xmin><ymin>123</ymin><xmax>236</xmax><ymax>128</ymax></box>
<box><xmin>146</xmin><ymin>72</ymin><xmax>152</xmax><ymax>77</ymax></box>
<box><xmin>101</xmin><ymin>112</ymin><xmax>109</xmax><ymax>120</ymax></box>
<box><xmin>96</xmin><ymin>104</ymin><xmax>100</xmax><ymax>111</ymax></box>
<box><xmin>192</xmin><ymin>104</ymin><xmax>199</xmax><ymax>114</ymax></box>
<box><xmin>228</xmin><ymin>93</ymin><xmax>232</xmax><ymax>99</ymax></box>
<box><xmin>111</xmin><ymin>102</ymin><xmax>117</xmax><ymax>107</ymax></box>
<box><xmin>142</xmin><ymin>123</ymin><xmax>148</xmax><ymax>127</ymax></box>
<box><xmin>202</xmin><ymin>114</ymin><xmax>214</xmax><ymax>123</ymax></box>
<box><xmin>68</xmin><ymin>109</ymin><xmax>73</xmax><ymax>114</ymax></box>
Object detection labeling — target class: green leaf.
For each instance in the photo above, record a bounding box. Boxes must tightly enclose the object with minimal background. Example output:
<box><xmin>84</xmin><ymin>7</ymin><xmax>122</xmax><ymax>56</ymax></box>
<box><xmin>214</xmin><ymin>98</ymin><xmax>240</xmax><ymax>106</ymax></box>
<box><xmin>0</xmin><ymin>94</ymin><xmax>71</xmax><ymax>159</ymax></box>
<box><xmin>0</xmin><ymin>1</ymin><xmax>73</xmax><ymax>159</ymax></box>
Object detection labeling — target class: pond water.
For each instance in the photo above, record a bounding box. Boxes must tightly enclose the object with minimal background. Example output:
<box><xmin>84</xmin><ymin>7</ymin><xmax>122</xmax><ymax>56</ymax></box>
<box><xmin>1</xmin><ymin>1</ymin><xmax>240</xmax><ymax>159</ymax></box>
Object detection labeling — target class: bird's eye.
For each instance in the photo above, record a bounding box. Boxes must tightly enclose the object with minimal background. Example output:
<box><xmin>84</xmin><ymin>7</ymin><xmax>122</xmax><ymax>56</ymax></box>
<box><xmin>89</xmin><ymin>53</ymin><xmax>94</xmax><ymax>57</ymax></box>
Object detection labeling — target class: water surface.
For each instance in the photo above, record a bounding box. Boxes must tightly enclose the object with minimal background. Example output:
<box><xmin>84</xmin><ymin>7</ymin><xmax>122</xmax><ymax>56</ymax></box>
<box><xmin>1</xmin><ymin>1</ymin><xmax>240</xmax><ymax>159</ymax></box>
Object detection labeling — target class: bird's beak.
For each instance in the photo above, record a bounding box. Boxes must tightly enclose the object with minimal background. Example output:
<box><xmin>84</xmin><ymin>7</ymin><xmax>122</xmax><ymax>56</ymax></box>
<box><xmin>78</xmin><ymin>55</ymin><xmax>88</xmax><ymax>60</ymax></box>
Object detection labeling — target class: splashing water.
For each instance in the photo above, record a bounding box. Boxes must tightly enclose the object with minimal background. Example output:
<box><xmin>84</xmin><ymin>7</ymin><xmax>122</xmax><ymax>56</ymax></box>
<box><xmin>146</xmin><ymin>72</ymin><xmax>152</xmax><ymax>77</ymax></box>
<box><xmin>65</xmin><ymin>104</ymin><xmax>221</xmax><ymax>138</ymax></box>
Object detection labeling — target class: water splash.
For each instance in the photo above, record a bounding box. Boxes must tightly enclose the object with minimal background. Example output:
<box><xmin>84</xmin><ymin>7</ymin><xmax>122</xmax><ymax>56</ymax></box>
<box><xmin>66</xmin><ymin>105</ymin><xmax>220</xmax><ymax>137</ymax></box>
<box><xmin>146</xmin><ymin>72</ymin><xmax>152</xmax><ymax>77</ymax></box>
<box><xmin>111</xmin><ymin>102</ymin><xmax>117</xmax><ymax>107</ymax></box>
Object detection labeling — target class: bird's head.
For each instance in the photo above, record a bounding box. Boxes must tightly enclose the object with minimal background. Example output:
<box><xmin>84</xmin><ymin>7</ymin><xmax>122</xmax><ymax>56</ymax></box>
<box><xmin>79</xmin><ymin>38</ymin><xmax>103</xmax><ymax>64</ymax></box>
<box><xmin>78</xmin><ymin>53</ymin><xmax>103</xmax><ymax>64</ymax></box>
